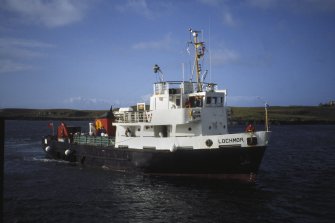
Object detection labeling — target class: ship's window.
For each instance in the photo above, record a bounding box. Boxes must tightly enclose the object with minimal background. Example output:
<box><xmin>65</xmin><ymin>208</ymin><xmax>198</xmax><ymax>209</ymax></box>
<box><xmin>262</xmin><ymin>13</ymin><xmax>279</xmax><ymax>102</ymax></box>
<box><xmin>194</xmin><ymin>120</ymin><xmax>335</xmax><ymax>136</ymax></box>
<box><xmin>206</xmin><ymin>97</ymin><xmax>211</xmax><ymax>104</ymax></box>
<box><xmin>220</xmin><ymin>97</ymin><xmax>223</xmax><ymax>104</ymax></box>
<box><xmin>212</xmin><ymin>97</ymin><xmax>217</xmax><ymax>104</ymax></box>
<box><xmin>188</xmin><ymin>127</ymin><xmax>192</xmax><ymax>131</ymax></box>
<box><xmin>189</xmin><ymin>97</ymin><xmax>194</xmax><ymax>107</ymax></box>
<box><xmin>176</xmin><ymin>98</ymin><xmax>180</xmax><ymax>106</ymax></box>
<box><xmin>187</xmin><ymin>96</ymin><xmax>203</xmax><ymax>108</ymax></box>
<box><xmin>195</xmin><ymin>97</ymin><xmax>203</xmax><ymax>107</ymax></box>
<box><xmin>169</xmin><ymin>88</ymin><xmax>181</xmax><ymax>94</ymax></box>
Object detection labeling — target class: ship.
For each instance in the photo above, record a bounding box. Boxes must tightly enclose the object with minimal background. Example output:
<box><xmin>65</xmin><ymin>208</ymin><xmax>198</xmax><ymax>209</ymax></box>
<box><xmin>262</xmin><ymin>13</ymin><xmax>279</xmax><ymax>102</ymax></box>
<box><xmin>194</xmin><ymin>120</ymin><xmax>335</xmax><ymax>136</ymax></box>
<box><xmin>42</xmin><ymin>28</ymin><xmax>271</xmax><ymax>183</ymax></box>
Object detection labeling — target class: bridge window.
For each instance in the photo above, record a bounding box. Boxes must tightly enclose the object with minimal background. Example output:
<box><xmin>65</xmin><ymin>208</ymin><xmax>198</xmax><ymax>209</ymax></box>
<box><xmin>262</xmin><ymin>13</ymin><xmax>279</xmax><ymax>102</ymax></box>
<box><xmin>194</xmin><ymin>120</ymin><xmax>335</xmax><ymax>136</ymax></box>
<box><xmin>176</xmin><ymin>98</ymin><xmax>180</xmax><ymax>106</ymax></box>
<box><xmin>169</xmin><ymin>88</ymin><xmax>181</xmax><ymax>94</ymax></box>
<box><xmin>206</xmin><ymin>97</ymin><xmax>211</xmax><ymax>104</ymax></box>
<box><xmin>212</xmin><ymin>97</ymin><xmax>217</xmax><ymax>104</ymax></box>
<box><xmin>185</xmin><ymin>96</ymin><xmax>203</xmax><ymax>108</ymax></box>
<box><xmin>206</xmin><ymin>96</ymin><xmax>224</xmax><ymax>107</ymax></box>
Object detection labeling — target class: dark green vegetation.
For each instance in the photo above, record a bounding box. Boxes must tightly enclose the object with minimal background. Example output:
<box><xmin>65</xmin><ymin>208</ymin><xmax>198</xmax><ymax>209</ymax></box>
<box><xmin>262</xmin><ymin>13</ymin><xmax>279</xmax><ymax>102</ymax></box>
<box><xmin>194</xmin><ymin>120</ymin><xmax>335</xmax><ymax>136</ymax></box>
<box><xmin>1</xmin><ymin>106</ymin><xmax>335</xmax><ymax>124</ymax></box>
<box><xmin>0</xmin><ymin>108</ymin><xmax>105</xmax><ymax>120</ymax></box>
<box><xmin>230</xmin><ymin>106</ymin><xmax>335</xmax><ymax>124</ymax></box>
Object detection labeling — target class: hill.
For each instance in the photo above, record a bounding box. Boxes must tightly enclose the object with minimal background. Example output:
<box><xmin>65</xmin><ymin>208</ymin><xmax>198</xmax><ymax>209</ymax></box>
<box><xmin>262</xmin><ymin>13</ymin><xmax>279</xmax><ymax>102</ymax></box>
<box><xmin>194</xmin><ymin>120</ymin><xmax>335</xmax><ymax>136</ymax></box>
<box><xmin>1</xmin><ymin>106</ymin><xmax>335</xmax><ymax>124</ymax></box>
<box><xmin>230</xmin><ymin>106</ymin><xmax>335</xmax><ymax>124</ymax></box>
<box><xmin>0</xmin><ymin>108</ymin><xmax>106</xmax><ymax>120</ymax></box>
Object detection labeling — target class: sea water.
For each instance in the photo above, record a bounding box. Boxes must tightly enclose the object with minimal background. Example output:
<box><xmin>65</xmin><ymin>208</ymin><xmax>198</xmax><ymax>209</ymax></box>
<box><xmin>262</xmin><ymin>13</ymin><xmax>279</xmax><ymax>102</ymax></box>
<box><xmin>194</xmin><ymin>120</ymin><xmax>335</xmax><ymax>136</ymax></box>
<box><xmin>4</xmin><ymin>120</ymin><xmax>335</xmax><ymax>223</ymax></box>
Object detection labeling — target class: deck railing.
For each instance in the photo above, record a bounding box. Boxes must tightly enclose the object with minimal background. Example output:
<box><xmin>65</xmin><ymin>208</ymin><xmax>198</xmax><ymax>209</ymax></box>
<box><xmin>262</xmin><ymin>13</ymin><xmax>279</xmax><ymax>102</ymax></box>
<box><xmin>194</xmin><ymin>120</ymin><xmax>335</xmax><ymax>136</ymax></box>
<box><xmin>73</xmin><ymin>135</ymin><xmax>115</xmax><ymax>147</ymax></box>
<box><xmin>114</xmin><ymin>111</ymin><xmax>149</xmax><ymax>123</ymax></box>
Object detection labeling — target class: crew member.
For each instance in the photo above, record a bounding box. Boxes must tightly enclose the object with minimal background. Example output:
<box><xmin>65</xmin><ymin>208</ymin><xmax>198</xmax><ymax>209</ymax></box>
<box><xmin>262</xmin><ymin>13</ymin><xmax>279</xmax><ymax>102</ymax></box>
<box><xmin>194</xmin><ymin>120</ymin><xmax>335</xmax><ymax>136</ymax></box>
<box><xmin>185</xmin><ymin>99</ymin><xmax>191</xmax><ymax>108</ymax></box>
<box><xmin>245</xmin><ymin>122</ymin><xmax>256</xmax><ymax>133</ymax></box>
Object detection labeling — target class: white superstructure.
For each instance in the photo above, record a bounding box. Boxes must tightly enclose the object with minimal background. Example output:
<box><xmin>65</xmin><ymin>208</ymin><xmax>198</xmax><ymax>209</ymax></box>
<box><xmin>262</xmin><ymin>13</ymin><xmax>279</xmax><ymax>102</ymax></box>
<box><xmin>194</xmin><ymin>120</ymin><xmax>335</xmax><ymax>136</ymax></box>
<box><xmin>113</xmin><ymin>81</ymin><xmax>269</xmax><ymax>151</ymax></box>
<box><xmin>113</xmin><ymin>28</ymin><xmax>270</xmax><ymax>151</ymax></box>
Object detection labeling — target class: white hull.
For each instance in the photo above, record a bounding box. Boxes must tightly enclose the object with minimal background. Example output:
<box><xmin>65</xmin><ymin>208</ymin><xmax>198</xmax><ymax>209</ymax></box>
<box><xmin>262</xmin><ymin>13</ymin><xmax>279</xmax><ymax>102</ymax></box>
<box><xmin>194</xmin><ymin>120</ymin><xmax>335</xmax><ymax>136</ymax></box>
<box><xmin>115</xmin><ymin>131</ymin><xmax>270</xmax><ymax>151</ymax></box>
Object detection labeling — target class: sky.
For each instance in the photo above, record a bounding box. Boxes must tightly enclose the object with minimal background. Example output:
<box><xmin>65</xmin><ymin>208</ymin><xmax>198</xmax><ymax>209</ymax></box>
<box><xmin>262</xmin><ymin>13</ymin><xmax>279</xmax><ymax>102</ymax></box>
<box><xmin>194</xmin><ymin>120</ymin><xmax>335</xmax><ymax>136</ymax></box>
<box><xmin>0</xmin><ymin>0</ymin><xmax>335</xmax><ymax>109</ymax></box>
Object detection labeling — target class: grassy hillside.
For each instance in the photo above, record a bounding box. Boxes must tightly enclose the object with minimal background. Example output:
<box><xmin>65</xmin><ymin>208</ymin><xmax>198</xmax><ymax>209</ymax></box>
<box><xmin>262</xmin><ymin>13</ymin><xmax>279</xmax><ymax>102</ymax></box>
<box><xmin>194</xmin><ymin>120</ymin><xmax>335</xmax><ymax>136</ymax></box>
<box><xmin>0</xmin><ymin>108</ymin><xmax>106</xmax><ymax>120</ymax></box>
<box><xmin>231</xmin><ymin>106</ymin><xmax>335</xmax><ymax>124</ymax></box>
<box><xmin>1</xmin><ymin>106</ymin><xmax>335</xmax><ymax>124</ymax></box>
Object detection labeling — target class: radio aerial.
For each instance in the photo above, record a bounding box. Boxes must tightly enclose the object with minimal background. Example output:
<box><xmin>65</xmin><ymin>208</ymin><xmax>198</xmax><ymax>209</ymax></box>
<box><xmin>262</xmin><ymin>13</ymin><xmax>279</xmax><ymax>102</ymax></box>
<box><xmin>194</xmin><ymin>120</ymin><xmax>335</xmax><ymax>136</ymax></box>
<box><xmin>153</xmin><ymin>64</ymin><xmax>164</xmax><ymax>82</ymax></box>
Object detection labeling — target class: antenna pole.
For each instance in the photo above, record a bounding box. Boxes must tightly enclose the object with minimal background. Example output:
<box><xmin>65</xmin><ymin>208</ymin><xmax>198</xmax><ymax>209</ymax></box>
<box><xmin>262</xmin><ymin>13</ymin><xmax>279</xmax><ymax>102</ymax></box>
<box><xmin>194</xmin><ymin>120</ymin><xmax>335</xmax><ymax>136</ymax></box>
<box><xmin>189</xmin><ymin>28</ymin><xmax>205</xmax><ymax>92</ymax></box>
<box><xmin>208</xmin><ymin>18</ymin><xmax>212</xmax><ymax>82</ymax></box>
<box><xmin>182</xmin><ymin>63</ymin><xmax>185</xmax><ymax>81</ymax></box>
<box><xmin>265</xmin><ymin>103</ymin><xmax>269</xmax><ymax>132</ymax></box>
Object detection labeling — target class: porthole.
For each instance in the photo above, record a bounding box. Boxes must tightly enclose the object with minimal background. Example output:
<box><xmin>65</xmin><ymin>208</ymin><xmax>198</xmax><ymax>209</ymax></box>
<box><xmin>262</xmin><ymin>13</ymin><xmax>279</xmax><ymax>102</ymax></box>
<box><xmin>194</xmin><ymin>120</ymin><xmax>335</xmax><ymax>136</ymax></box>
<box><xmin>205</xmin><ymin>139</ymin><xmax>213</xmax><ymax>147</ymax></box>
<box><xmin>188</xmin><ymin>127</ymin><xmax>192</xmax><ymax>131</ymax></box>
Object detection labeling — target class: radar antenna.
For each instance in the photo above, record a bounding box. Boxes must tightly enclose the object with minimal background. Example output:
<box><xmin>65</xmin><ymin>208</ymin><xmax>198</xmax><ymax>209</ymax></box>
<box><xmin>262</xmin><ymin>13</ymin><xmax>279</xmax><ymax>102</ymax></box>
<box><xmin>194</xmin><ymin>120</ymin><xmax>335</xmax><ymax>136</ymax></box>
<box><xmin>153</xmin><ymin>64</ymin><xmax>164</xmax><ymax>82</ymax></box>
<box><xmin>189</xmin><ymin>28</ymin><xmax>206</xmax><ymax>91</ymax></box>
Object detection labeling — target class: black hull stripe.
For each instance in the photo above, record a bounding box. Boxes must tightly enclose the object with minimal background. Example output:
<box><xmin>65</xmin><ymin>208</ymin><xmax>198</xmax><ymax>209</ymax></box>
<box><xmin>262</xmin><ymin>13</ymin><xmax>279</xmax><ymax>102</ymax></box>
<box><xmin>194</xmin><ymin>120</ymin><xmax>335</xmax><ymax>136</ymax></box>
<box><xmin>42</xmin><ymin>139</ymin><xmax>266</xmax><ymax>183</ymax></box>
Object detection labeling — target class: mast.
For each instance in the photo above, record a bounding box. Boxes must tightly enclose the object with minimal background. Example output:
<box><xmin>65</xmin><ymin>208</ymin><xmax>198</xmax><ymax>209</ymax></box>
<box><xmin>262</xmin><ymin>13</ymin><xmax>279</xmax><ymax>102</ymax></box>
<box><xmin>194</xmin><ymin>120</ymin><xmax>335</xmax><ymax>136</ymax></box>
<box><xmin>189</xmin><ymin>28</ymin><xmax>205</xmax><ymax>92</ymax></box>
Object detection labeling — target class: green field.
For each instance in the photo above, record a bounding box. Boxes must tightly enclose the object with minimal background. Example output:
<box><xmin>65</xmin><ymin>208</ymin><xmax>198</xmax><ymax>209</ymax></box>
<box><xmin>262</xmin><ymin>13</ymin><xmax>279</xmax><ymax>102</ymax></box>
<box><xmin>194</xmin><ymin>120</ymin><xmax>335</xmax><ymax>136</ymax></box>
<box><xmin>231</xmin><ymin>106</ymin><xmax>335</xmax><ymax>124</ymax></box>
<box><xmin>1</xmin><ymin>106</ymin><xmax>335</xmax><ymax>124</ymax></box>
<box><xmin>0</xmin><ymin>108</ymin><xmax>106</xmax><ymax>120</ymax></box>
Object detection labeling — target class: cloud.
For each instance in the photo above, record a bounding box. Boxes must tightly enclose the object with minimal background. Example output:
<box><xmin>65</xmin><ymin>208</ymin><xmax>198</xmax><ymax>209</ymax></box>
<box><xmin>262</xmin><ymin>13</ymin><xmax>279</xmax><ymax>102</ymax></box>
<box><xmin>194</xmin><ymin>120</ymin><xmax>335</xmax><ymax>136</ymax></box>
<box><xmin>116</xmin><ymin>0</ymin><xmax>153</xmax><ymax>19</ymax></box>
<box><xmin>227</xmin><ymin>95</ymin><xmax>264</xmax><ymax>106</ymax></box>
<box><xmin>140</xmin><ymin>94</ymin><xmax>151</xmax><ymax>103</ymax></box>
<box><xmin>0</xmin><ymin>37</ymin><xmax>54</xmax><ymax>73</ymax></box>
<box><xmin>246</xmin><ymin>0</ymin><xmax>335</xmax><ymax>13</ymax></box>
<box><xmin>116</xmin><ymin>0</ymin><xmax>173</xmax><ymax>19</ymax></box>
<box><xmin>198</xmin><ymin>0</ymin><xmax>238</xmax><ymax>27</ymax></box>
<box><xmin>132</xmin><ymin>33</ymin><xmax>173</xmax><ymax>51</ymax></box>
<box><xmin>199</xmin><ymin>0</ymin><xmax>335</xmax><ymax>28</ymax></box>
<box><xmin>222</xmin><ymin>11</ymin><xmax>237</xmax><ymax>27</ymax></box>
<box><xmin>0</xmin><ymin>59</ymin><xmax>33</xmax><ymax>73</ymax></box>
<box><xmin>197</xmin><ymin>0</ymin><xmax>221</xmax><ymax>6</ymax></box>
<box><xmin>211</xmin><ymin>48</ymin><xmax>240</xmax><ymax>65</ymax></box>
<box><xmin>0</xmin><ymin>38</ymin><xmax>54</xmax><ymax>48</ymax></box>
<box><xmin>63</xmin><ymin>96</ymin><xmax>142</xmax><ymax>109</ymax></box>
<box><xmin>0</xmin><ymin>37</ymin><xmax>54</xmax><ymax>59</ymax></box>
<box><xmin>65</xmin><ymin>96</ymin><xmax>107</xmax><ymax>104</ymax></box>
<box><xmin>64</xmin><ymin>96</ymin><xmax>114</xmax><ymax>109</ymax></box>
<box><xmin>246</xmin><ymin>0</ymin><xmax>278</xmax><ymax>9</ymax></box>
<box><xmin>2</xmin><ymin>0</ymin><xmax>90</xmax><ymax>28</ymax></box>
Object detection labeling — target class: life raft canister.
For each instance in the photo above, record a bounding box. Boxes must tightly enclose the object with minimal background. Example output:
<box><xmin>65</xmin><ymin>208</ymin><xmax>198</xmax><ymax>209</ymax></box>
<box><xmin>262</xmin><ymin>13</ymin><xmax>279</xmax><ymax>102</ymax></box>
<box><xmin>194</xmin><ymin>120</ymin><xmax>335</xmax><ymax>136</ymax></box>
<box><xmin>95</xmin><ymin>119</ymin><xmax>103</xmax><ymax>130</ymax></box>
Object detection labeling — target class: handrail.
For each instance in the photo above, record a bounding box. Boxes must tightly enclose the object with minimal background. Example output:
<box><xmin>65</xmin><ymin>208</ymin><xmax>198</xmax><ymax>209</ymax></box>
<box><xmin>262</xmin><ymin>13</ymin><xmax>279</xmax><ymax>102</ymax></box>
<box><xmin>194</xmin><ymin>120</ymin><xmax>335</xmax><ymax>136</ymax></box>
<box><xmin>153</xmin><ymin>81</ymin><xmax>217</xmax><ymax>95</ymax></box>
<box><xmin>73</xmin><ymin>135</ymin><xmax>115</xmax><ymax>146</ymax></box>
<box><xmin>114</xmin><ymin>111</ymin><xmax>149</xmax><ymax>123</ymax></box>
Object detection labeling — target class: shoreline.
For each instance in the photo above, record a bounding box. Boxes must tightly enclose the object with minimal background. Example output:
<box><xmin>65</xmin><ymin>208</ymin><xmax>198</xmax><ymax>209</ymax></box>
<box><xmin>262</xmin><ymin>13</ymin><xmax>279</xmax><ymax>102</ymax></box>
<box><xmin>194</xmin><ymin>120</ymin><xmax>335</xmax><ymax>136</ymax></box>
<box><xmin>1</xmin><ymin>106</ymin><xmax>335</xmax><ymax>125</ymax></box>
